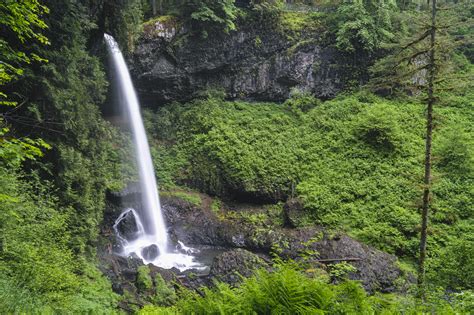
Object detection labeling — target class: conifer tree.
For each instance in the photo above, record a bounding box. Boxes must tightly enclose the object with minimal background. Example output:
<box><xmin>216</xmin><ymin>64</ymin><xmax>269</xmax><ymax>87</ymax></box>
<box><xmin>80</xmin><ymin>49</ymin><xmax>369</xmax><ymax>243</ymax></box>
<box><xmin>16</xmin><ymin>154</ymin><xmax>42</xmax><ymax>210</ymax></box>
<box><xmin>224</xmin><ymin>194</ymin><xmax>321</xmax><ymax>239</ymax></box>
<box><xmin>370</xmin><ymin>0</ymin><xmax>472</xmax><ymax>296</ymax></box>
<box><xmin>418</xmin><ymin>0</ymin><xmax>436</xmax><ymax>294</ymax></box>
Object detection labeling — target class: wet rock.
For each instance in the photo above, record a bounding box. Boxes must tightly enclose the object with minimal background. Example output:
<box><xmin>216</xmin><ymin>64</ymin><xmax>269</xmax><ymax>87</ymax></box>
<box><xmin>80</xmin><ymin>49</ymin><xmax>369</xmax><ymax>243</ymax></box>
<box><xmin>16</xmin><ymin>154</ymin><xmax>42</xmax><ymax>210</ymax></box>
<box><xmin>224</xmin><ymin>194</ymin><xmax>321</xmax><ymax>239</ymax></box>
<box><xmin>209</xmin><ymin>249</ymin><xmax>268</xmax><ymax>285</ymax></box>
<box><xmin>283</xmin><ymin>198</ymin><xmax>306</xmax><ymax>228</ymax></box>
<box><xmin>312</xmin><ymin>234</ymin><xmax>402</xmax><ymax>293</ymax></box>
<box><xmin>161</xmin><ymin>195</ymin><xmax>226</xmax><ymax>247</ymax></box>
<box><xmin>127</xmin><ymin>253</ymin><xmax>143</xmax><ymax>266</ymax></box>
<box><xmin>231</xmin><ymin>234</ymin><xmax>246</xmax><ymax>247</ymax></box>
<box><xmin>97</xmin><ymin>251</ymin><xmax>144</xmax><ymax>297</ymax></box>
<box><xmin>114</xmin><ymin>254</ymin><xmax>143</xmax><ymax>281</ymax></box>
<box><xmin>99</xmin><ymin>192</ymin><xmax>407</xmax><ymax>297</ymax></box>
<box><xmin>160</xmin><ymin>196</ymin><xmax>405</xmax><ymax>293</ymax></box>
<box><xmin>142</xmin><ymin>244</ymin><xmax>160</xmax><ymax>261</ymax></box>
<box><xmin>115</xmin><ymin>210</ymin><xmax>141</xmax><ymax>240</ymax></box>
<box><xmin>112</xmin><ymin>282</ymin><xmax>124</xmax><ymax>294</ymax></box>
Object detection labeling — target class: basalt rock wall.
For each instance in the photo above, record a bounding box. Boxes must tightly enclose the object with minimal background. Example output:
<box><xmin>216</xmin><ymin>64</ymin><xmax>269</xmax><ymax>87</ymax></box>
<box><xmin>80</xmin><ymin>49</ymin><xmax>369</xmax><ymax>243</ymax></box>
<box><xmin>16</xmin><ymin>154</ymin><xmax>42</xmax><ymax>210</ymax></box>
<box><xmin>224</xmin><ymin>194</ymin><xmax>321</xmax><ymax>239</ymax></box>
<box><xmin>130</xmin><ymin>18</ymin><xmax>350</xmax><ymax>105</ymax></box>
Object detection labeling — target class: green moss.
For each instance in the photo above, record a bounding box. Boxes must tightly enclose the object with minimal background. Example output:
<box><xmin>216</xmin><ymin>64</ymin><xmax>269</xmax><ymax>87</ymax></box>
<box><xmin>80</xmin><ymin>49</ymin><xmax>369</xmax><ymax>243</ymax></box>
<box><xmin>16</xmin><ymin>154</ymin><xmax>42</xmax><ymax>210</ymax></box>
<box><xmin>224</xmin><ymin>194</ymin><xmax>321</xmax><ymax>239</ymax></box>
<box><xmin>281</xmin><ymin>12</ymin><xmax>307</xmax><ymax>32</ymax></box>
<box><xmin>286</xmin><ymin>39</ymin><xmax>319</xmax><ymax>56</ymax></box>
<box><xmin>264</xmin><ymin>203</ymin><xmax>285</xmax><ymax>227</ymax></box>
<box><xmin>329</xmin><ymin>262</ymin><xmax>357</xmax><ymax>281</ymax></box>
<box><xmin>160</xmin><ymin>190</ymin><xmax>202</xmax><ymax>207</ymax></box>
<box><xmin>210</xmin><ymin>198</ymin><xmax>222</xmax><ymax>214</ymax></box>
<box><xmin>143</xmin><ymin>15</ymin><xmax>178</xmax><ymax>27</ymax></box>
<box><xmin>280</xmin><ymin>11</ymin><xmax>322</xmax><ymax>40</ymax></box>
<box><xmin>142</xmin><ymin>15</ymin><xmax>180</xmax><ymax>38</ymax></box>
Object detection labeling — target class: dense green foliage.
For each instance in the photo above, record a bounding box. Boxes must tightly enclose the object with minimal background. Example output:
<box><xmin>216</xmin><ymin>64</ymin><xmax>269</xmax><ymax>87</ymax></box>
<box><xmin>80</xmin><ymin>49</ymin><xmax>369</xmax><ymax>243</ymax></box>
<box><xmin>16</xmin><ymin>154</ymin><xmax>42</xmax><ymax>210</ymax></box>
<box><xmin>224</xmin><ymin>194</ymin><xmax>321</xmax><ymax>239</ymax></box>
<box><xmin>145</xmin><ymin>92</ymin><xmax>473</xmax><ymax>291</ymax></box>
<box><xmin>23</xmin><ymin>0</ymin><xmax>128</xmax><ymax>256</ymax></box>
<box><xmin>104</xmin><ymin>0</ymin><xmax>145</xmax><ymax>52</ymax></box>
<box><xmin>0</xmin><ymin>0</ymin><xmax>133</xmax><ymax>312</ymax></box>
<box><xmin>331</xmin><ymin>0</ymin><xmax>398</xmax><ymax>54</ymax></box>
<box><xmin>179</xmin><ymin>0</ymin><xmax>239</xmax><ymax>38</ymax></box>
<box><xmin>0</xmin><ymin>0</ymin><xmax>49</xmax><ymax>106</ymax></box>
<box><xmin>0</xmin><ymin>169</ymin><xmax>118</xmax><ymax>312</ymax></box>
<box><xmin>139</xmin><ymin>262</ymin><xmax>470</xmax><ymax>314</ymax></box>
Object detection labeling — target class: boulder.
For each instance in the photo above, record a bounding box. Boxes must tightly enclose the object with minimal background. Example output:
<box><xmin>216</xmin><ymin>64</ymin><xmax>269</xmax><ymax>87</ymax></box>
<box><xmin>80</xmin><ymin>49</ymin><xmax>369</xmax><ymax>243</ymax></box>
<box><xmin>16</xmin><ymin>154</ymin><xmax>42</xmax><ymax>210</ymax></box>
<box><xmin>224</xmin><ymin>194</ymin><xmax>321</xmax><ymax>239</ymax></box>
<box><xmin>142</xmin><ymin>244</ymin><xmax>160</xmax><ymax>261</ymax></box>
<box><xmin>209</xmin><ymin>249</ymin><xmax>268</xmax><ymax>285</ymax></box>
<box><xmin>312</xmin><ymin>234</ymin><xmax>402</xmax><ymax>293</ymax></box>
<box><xmin>115</xmin><ymin>210</ymin><xmax>141</xmax><ymax>240</ymax></box>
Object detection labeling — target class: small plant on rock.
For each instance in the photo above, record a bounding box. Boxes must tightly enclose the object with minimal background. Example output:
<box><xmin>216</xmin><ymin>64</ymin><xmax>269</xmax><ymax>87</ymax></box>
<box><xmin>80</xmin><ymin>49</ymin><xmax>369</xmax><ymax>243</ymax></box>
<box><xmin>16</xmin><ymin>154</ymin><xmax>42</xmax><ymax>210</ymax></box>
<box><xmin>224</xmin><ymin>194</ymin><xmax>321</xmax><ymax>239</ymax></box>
<box><xmin>329</xmin><ymin>262</ymin><xmax>357</xmax><ymax>282</ymax></box>
<box><xmin>152</xmin><ymin>274</ymin><xmax>177</xmax><ymax>306</ymax></box>
<box><xmin>137</xmin><ymin>266</ymin><xmax>153</xmax><ymax>292</ymax></box>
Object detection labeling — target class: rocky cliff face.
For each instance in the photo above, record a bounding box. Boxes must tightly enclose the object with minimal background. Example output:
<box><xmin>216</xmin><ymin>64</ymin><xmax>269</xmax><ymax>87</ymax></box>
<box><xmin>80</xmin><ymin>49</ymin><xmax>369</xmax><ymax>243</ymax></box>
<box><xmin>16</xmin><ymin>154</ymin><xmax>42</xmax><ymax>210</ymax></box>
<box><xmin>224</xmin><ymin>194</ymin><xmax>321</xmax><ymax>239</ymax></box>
<box><xmin>130</xmin><ymin>19</ymin><xmax>350</xmax><ymax>105</ymax></box>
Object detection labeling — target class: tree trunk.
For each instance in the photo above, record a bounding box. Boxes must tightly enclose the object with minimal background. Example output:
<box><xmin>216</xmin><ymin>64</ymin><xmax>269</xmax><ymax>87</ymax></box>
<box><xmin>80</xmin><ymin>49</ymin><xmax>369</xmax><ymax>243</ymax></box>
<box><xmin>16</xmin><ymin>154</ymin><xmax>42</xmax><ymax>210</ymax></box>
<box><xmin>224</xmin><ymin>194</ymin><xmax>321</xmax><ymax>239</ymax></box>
<box><xmin>417</xmin><ymin>0</ymin><xmax>436</xmax><ymax>298</ymax></box>
<box><xmin>151</xmin><ymin>0</ymin><xmax>157</xmax><ymax>16</ymax></box>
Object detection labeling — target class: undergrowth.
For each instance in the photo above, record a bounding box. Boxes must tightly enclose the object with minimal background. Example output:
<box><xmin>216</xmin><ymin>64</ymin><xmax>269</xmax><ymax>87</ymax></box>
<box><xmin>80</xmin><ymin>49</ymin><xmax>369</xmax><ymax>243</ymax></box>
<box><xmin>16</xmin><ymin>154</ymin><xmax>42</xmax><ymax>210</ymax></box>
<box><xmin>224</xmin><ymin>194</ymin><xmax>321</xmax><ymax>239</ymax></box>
<box><xmin>144</xmin><ymin>92</ymin><xmax>473</xmax><ymax>291</ymax></box>
<box><xmin>138</xmin><ymin>262</ymin><xmax>471</xmax><ymax>314</ymax></box>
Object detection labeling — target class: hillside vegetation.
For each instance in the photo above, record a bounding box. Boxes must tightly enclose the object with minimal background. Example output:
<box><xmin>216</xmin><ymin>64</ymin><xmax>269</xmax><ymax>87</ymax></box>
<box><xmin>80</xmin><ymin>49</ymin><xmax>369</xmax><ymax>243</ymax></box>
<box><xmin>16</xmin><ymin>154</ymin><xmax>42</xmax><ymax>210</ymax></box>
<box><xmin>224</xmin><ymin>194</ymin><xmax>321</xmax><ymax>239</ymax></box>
<box><xmin>145</xmin><ymin>91</ymin><xmax>473</xmax><ymax>292</ymax></box>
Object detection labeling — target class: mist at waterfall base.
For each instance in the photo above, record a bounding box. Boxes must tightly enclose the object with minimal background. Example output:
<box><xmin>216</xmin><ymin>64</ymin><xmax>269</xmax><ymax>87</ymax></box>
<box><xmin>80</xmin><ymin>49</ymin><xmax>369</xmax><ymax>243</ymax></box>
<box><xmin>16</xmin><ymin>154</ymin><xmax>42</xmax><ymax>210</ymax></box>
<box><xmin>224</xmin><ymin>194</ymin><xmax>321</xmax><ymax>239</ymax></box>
<box><xmin>104</xmin><ymin>34</ymin><xmax>205</xmax><ymax>271</ymax></box>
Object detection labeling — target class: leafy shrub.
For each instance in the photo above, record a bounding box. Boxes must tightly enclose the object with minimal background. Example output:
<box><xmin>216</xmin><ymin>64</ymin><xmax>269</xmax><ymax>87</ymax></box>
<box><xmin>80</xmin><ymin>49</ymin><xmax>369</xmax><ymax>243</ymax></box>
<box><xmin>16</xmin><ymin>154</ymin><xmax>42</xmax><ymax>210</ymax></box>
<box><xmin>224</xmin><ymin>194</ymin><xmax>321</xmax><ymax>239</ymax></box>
<box><xmin>247</xmin><ymin>0</ymin><xmax>284</xmax><ymax>27</ymax></box>
<box><xmin>176</xmin><ymin>264</ymin><xmax>371</xmax><ymax>314</ymax></box>
<box><xmin>0</xmin><ymin>127</ymin><xmax>51</xmax><ymax>169</ymax></box>
<box><xmin>428</xmin><ymin>231</ymin><xmax>474</xmax><ymax>291</ymax></box>
<box><xmin>354</xmin><ymin>103</ymin><xmax>403</xmax><ymax>152</ymax></box>
<box><xmin>211</xmin><ymin>198</ymin><xmax>223</xmax><ymax>214</ymax></box>
<box><xmin>0</xmin><ymin>168</ymin><xmax>118</xmax><ymax>312</ymax></box>
<box><xmin>177</xmin><ymin>97</ymin><xmax>302</xmax><ymax>201</ymax></box>
<box><xmin>137</xmin><ymin>266</ymin><xmax>153</xmax><ymax>292</ymax></box>
<box><xmin>152</xmin><ymin>274</ymin><xmax>177</xmax><ymax>306</ymax></box>
<box><xmin>179</xmin><ymin>0</ymin><xmax>239</xmax><ymax>38</ymax></box>
<box><xmin>331</xmin><ymin>0</ymin><xmax>397</xmax><ymax>53</ymax></box>
<box><xmin>285</xmin><ymin>89</ymin><xmax>320</xmax><ymax>114</ymax></box>
<box><xmin>329</xmin><ymin>262</ymin><xmax>357</xmax><ymax>282</ymax></box>
<box><xmin>435</xmin><ymin>125</ymin><xmax>473</xmax><ymax>178</ymax></box>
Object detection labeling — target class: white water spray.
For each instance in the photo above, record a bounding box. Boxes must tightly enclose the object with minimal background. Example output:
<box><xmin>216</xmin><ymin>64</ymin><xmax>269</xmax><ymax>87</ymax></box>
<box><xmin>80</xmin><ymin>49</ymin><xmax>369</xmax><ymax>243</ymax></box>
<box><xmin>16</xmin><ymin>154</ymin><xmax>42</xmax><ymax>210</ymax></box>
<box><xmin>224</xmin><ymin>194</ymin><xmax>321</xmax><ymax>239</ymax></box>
<box><xmin>105</xmin><ymin>34</ymin><xmax>203</xmax><ymax>271</ymax></box>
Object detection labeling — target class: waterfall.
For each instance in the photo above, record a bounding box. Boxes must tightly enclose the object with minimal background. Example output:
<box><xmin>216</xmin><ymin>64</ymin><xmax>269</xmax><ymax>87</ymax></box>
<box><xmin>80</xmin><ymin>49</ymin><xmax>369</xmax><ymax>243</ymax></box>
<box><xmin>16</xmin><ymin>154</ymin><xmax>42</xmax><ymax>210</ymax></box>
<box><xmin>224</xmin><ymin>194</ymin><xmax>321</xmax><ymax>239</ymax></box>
<box><xmin>104</xmin><ymin>34</ymin><xmax>204</xmax><ymax>271</ymax></box>
<box><xmin>104</xmin><ymin>33</ymin><xmax>169</xmax><ymax>253</ymax></box>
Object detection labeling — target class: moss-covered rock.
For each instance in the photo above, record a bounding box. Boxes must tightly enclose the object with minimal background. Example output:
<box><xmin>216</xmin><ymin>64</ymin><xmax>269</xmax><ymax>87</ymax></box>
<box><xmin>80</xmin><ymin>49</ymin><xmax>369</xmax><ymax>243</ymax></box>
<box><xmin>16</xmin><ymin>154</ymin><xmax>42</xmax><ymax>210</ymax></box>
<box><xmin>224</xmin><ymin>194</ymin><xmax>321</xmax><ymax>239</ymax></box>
<box><xmin>209</xmin><ymin>249</ymin><xmax>268</xmax><ymax>285</ymax></box>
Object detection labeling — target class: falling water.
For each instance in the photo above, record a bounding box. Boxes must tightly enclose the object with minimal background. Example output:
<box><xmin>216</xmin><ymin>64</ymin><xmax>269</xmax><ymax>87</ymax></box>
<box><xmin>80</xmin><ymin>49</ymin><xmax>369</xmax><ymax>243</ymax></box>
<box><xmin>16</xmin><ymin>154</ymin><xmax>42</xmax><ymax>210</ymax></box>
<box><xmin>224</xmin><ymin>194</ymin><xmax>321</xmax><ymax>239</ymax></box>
<box><xmin>104</xmin><ymin>34</ymin><xmax>203</xmax><ymax>271</ymax></box>
<box><xmin>104</xmin><ymin>33</ymin><xmax>168</xmax><ymax>252</ymax></box>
